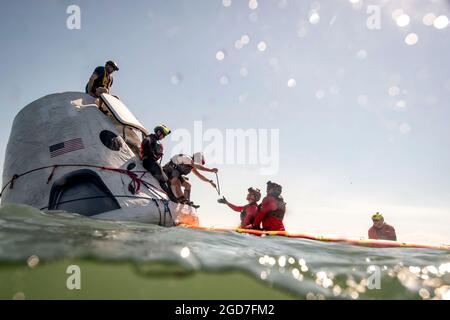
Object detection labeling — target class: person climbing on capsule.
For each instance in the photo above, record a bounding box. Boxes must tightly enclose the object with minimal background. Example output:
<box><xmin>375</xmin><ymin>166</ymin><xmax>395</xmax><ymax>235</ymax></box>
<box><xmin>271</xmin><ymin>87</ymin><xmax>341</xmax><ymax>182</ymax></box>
<box><xmin>163</xmin><ymin>152</ymin><xmax>218</xmax><ymax>207</ymax></box>
<box><xmin>248</xmin><ymin>181</ymin><xmax>286</xmax><ymax>231</ymax></box>
<box><xmin>85</xmin><ymin>60</ymin><xmax>119</xmax><ymax>98</ymax></box>
<box><xmin>368</xmin><ymin>212</ymin><xmax>397</xmax><ymax>241</ymax></box>
<box><xmin>140</xmin><ymin>125</ymin><xmax>173</xmax><ymax>197</ymax></box>
<box><xmin>217</xmin><ymin>187</ymin><xmax>261</xmax><ymax>228</ymax></box>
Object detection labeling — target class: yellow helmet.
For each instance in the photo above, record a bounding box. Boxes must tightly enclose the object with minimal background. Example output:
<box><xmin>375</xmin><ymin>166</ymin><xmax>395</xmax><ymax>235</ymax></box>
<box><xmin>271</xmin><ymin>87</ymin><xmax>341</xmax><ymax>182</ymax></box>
<box><xmin>372</xmin><ymin>212</ymin><xmax>384</xmax><ymax>220</ymax></box>
<box><xmin>154</xmin><ymin>124</ymin><xmax>171</xmax><ymax>137</ymax></box>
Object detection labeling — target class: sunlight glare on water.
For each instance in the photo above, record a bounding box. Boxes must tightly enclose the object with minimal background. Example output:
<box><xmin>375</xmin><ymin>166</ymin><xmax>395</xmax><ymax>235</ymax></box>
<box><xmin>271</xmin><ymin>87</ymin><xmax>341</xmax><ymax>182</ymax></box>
<box><xmin>0</xmin><ymin>205</ymin><xmax>449</xmax><ymax>299</ymax></box>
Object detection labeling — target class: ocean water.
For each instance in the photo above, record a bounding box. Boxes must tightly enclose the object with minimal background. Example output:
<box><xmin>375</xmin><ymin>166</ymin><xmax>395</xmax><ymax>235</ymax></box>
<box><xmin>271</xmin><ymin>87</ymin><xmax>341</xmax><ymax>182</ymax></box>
<box><xmin>0</xmin><ymin>204</ymin><xmax>449</xmax><ymax>300</ymax></box>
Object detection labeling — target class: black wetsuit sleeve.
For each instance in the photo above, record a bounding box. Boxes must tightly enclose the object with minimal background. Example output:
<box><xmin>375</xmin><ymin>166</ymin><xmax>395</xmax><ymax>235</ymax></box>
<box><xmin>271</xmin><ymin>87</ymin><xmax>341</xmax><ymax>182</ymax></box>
<box><xmin>143</xmin><ymin>134</ymin><xmax>158</xmax><ymax>160</ymax></box>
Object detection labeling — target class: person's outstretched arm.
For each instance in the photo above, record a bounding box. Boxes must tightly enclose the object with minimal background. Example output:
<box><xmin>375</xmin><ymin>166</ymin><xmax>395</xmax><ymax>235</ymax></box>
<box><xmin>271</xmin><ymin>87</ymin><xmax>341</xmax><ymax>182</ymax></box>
<box><xmin>218</xmin><ymin>197</ymin><xmax>244</xmax><ymax>212</ymax></box>
<box><xmin>192</xmin><ymin>163</ymin><xmax>218</xmax><ymax>173</ymax></box>
<box><xmin>227</xmin><ymin>202</ymin><xmax>245</xmax><ymax>212</ymax></box>
<box><xmin>192</xmin><ymin>167</ymin><xmax>216</xmax><ymax>188</ymax></box>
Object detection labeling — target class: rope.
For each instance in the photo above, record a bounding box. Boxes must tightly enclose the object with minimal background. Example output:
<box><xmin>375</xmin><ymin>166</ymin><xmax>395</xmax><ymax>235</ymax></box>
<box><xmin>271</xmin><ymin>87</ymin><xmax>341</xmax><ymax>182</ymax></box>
<box><xmin>137</xmin><ymin>177</ymin><xmax>175</xmax><ymax>227</ymax></box>
<box><xmin>0</xmin><ymin>163</ymin><xmax>167</xmax><ymax>197</ymax></box>
<box><xmin>151</xmin><ymin>198</ymin><xmax>163</xmax><ymax>226</ymax></box>
<box><xmin>46</xmin><ymin>165</ymin><xmax>58</xmax><ymax>184</ymax></box>
<box><xmin>107</xmin><ymin>167</ymin><xmax>141</xmax><ymax>194</ymax></box>
<box><xmin>10</xmin><ymin>174</ymin><xmax>19</xmax><ymax>190</ymax></box>
<box><xmin>163</xmin><ymin>200</ymin><xmax>175</xmax><ymax>227</ymax></box>
<box><xmin>1</xmin><ymin>163</ymin><xmax>187</xmax><ymax>228</ymax></box>
<box><xmin>214</xmin><ymin>172</ymin><xmax>221</xmax><ymax>195</ymax></box>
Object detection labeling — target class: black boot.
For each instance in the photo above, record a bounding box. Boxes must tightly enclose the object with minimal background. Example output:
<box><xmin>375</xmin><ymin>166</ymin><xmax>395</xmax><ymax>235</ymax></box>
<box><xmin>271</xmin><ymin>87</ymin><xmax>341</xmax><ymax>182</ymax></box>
<box><xmin>184</xmin><ymin>189</ymin><xmax>191</xmax><ymax>202</ymax></box>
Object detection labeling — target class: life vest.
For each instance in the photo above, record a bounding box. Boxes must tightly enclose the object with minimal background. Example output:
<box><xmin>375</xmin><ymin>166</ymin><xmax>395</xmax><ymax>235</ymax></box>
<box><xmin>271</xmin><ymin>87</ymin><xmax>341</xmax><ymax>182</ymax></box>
<box><xmin>140</xmin><ymin>134</ymin><xmax>163</xmax><ymax>161</ymax></box>
<box><xmin>265</xmin><ymin>196</ymin><xmax>286</xmax><ymax>220</ymax></box>
<box><xmin>168</xmin><ymin>154</ymin><xmax>194</xmax><ymax>176</ymax></box>
<box><xmin>240</xmin><ymin>203</ymin><xmax>257</xmax><ymax>224</ymax></box>
<box><xmin>89</xmin><ymin>67</ymin><xmax>113</xmax><ymax>95</ymax></box>
<box><xmin>369</xmin><ymin>224</ymin><xmax>397</xmax><ymax>241</ymax></box>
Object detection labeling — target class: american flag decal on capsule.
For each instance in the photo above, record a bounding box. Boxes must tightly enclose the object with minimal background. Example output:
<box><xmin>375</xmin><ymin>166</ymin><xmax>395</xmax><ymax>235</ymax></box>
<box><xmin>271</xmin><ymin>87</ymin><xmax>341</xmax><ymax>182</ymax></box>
<box><xmin>49</xmin><ymin>138</ymin><xmax>85</xmax><ymax>158</ymax></box>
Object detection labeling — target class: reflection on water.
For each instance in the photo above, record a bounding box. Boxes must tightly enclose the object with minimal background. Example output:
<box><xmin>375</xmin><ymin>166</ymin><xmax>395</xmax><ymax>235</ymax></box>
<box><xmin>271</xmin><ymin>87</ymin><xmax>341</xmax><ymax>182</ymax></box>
<box><xmin>0</xmin><ymin>204</ymin><xmax>449</xmax><ymax>299</ymax></box>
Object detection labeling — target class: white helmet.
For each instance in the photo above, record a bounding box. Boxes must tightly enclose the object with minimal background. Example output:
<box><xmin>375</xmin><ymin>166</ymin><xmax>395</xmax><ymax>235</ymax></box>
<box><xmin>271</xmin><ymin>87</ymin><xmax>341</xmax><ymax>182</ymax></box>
<box><xmin>193</xmin><ymin>152</ymin><xmax>205</xmax><ymax>165</ymax></box>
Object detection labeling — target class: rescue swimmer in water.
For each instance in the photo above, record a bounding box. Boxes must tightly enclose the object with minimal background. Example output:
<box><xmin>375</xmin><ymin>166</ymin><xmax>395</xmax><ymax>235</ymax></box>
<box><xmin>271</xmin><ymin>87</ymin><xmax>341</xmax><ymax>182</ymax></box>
<box><xmin>250</xmin><ymin>181</ymin><xmax>286</xmax><ymax>231</ymax></box>
<box><xmin>368</xmin><ymin>212</ymin><xmax>397</xmax><ymax>241</ymax></box>
<box><xmin>217</xmin><ymin>187</ymin><xmax>261</xmax><ymax>228</ymax></box>
<box><xmin>219</xmin><ymin>181</ymin><xmax>286</xmax><ymax>232</ymax></box>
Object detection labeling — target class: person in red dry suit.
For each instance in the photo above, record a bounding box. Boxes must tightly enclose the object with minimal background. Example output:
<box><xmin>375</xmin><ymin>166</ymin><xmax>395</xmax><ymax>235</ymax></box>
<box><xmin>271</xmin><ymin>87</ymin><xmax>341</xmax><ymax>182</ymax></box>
<box><xmin>248</xmin><ymin>181</ymin><xmax>286</xmax><ymax>231</ymax></box>
<box><xmin>217</xmin><ymin>187</ymin><xmax>262</xmax><ymax>228</ymax></box>
<box><xmin>368</xmin><ymin>212</ymin><xmax>397</xmax><ymax>241</ymax></box>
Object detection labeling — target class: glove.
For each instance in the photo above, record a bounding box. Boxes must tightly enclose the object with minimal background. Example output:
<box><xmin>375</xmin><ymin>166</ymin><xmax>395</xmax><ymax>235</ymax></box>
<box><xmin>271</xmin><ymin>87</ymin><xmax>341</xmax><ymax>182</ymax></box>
<box><xmin>217</xmin><ymin>196</ymin><xmax>228</xmax><ymax>204</ymax></box>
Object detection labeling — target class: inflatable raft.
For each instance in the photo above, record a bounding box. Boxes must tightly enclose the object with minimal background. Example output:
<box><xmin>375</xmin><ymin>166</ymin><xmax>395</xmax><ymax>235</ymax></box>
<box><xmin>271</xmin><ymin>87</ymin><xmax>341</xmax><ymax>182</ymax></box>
<box><xmin>181</xmin><ymin>225</ymin><xmax>450</xmax><ymax>251</ymax></box>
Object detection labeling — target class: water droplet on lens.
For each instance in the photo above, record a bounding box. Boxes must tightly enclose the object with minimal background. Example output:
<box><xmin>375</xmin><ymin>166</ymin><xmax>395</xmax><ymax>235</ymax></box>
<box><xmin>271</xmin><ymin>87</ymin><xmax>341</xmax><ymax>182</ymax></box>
<box><xmin>180</xmin><ymin>247</ymin><xmax>190</xmax><ymax>258</ymax></box>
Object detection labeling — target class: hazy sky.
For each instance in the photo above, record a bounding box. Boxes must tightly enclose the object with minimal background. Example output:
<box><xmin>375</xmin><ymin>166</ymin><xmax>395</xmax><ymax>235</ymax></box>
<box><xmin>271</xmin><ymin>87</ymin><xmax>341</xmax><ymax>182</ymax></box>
<box><xmin>1</xmin><ymin>0</ymin><xmax>449</xmax><ymax>243</ymax></box>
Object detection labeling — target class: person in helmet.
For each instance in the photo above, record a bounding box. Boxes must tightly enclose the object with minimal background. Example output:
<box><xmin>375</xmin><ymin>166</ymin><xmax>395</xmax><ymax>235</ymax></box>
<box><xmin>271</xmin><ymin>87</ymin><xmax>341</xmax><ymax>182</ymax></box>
<box><xmin>141</xmin><ymin>125</ymin><xmax>173</xmax><ymax>197</ymax></box>
<box><xmin>217</xmin><ymin>187</ymin><xmax>261</xmax><ymax>228</ymax></box>
<box><xmin>368</xmin><ymin>212</ymin><xmax>397</xmax><ymax>241</ymax></box>
<box><xmin>249</xmin><ymin>181</ymin><xmax>286</xmax><ymax>231</ymax></box>
<box><xmin>85</xmin><ymin>60</ymin><xmax>119</xmax><ymax>98</ymax></box>
<box><xmin>163</xmin><ymin>152</ymin><xmax>218</xmax><ymax>206</ymax></box>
